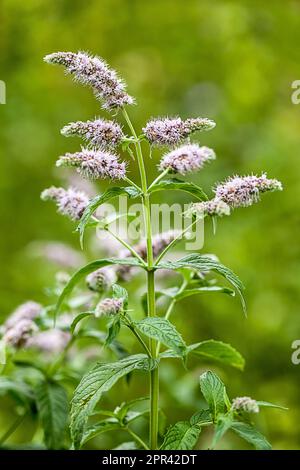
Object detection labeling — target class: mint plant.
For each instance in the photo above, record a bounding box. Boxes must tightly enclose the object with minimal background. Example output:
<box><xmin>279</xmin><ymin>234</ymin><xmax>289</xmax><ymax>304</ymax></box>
<box><xmin>0</xmin><ymin>51</ymin><xmax>285</xmax><ymax>451</ymax></box>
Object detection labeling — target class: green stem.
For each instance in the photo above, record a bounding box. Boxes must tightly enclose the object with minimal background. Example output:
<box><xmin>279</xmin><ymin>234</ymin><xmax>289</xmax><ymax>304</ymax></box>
<box><xmin>147</xmin><ymin>168</ymin><xmax>170</xmax><ymax>192</ymax></box>
<box><xmin>155</xmin><ymin>219</ymin><xmax>198</xmax><ymax>265</ymax></box>
<box><xmin>0</xmin><ymin>412</ymin><xmax>27</xmax><ymax>445</ymax></box>
<box><xmin>125</xmin><ymin>321</ymin><xmax>152</xmax><ymax>358</ymax></box>
<box><xmin>156</xmin><ymin>278</ymin><xmax>188</xmax><ymax>355</ymax></box>
<box><xmin>124</xmin><ymin>176</ymin><xmax>142</xmax><ymax>192</ymax></box>
<box><xmin>122</xmin><ymin>108</ymin><xmax>159</xmax><ymax>450</ymax></box>
<box><xmin>126</xmin><ymin>427</ymin><xmax>149</xmax><ymax>450</ymax></box>
<box><xmin>106</xmin><ymin>227</ymin><xmax>146</xmax><ymax>266</ymax></box>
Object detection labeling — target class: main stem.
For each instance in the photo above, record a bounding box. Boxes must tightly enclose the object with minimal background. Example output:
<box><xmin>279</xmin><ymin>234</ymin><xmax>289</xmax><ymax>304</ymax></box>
<box><xmin>122</xmin><ymin>109</ymin><xmax>159</xmax><ymax>449</ymax></box>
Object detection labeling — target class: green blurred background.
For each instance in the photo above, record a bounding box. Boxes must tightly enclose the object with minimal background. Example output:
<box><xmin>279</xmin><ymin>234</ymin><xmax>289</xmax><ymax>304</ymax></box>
<box><xmin>1</xmin><ymin>0</ymin><xmax>300</xmax><ymax>449</ymax></box>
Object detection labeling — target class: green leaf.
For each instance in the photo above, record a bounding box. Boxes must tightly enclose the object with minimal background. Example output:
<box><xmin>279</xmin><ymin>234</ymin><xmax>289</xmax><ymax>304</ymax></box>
<box><xmin>0</xmin><ymin>377</ymin><xmax>34</xmax><ymax>404</ymax></box>
<box><xmin>77</xmin><ymin>186</ymin><xmax>141</xmax><ymax>247</ymax></box>
<box><xmin>212</xmin><ymin>414</ymin><xmax>233</xmax><ymax>448</ymax></box>
<box><xmin>188</xmin><ymin>340</ymin><xmax>245</xmax><ymax>371</ymax></box>
<box><xmin>157</xmin><ymin>254</ymin><xmax>246</xmax><ymax>315</ymax></box>
<box><xmin>112</xmin><ymin>284</ymin><xmax>129</xmax><ymax>309</ymax></box>
<box><xmin>175</xmin><ymin>286</ymin><xmax>235</xmax><ymax>301</ymax></box>
<box><xmin>199</xmin><ymin>371</ymin><xmax>227</xmax><ymax>420</ymax></box>
<box><xmin>114</xmin><ymin>441</ymin><xmax>137</xmax><ymax>450</ymax></box>
<box><xmin>190</xmin><ymin>409</ymin><xmax>212</xmax><ymax>426</ymax></box>
<box><xmin>70</xmin><ymin>312</ymin><xmax>94</xmax><ymax>334</ymax></box>
<box><xmin>81</xmin><ymin>419</ymin><xmax>120</xmax><ymax>446</ymax></box>
<box><xmin>161</xmin><ymin>421</ymin><xmax>201</xmax><ymax>450</ymax></box>
<box><xmin>70</xmin><ymin>354</ymin><xmax>155</xmax><ymax>449</ymax></box>
<box><xmin>149</xmin><ymin>178</ymin><xmax>208</xmax><ymax>201</ymax></box>
<box><xmin>36</xmin><ymin>380</ymin><xmax>68</xmax><ymax>450</ymax></box>
<box><xmin>134</xmin><ymin>317</ymin><xmax>186</xmax><ymax>356</ymax></box>
<box><xmin>231</xmin><ymin>422</ymin><xmax>272</xmax><ymax>450</ymax></box>
<box><xmin>105</xmin><ymin>316</ymin><xmax>121</xmax><ymax>346</ymax></box>
<box><xmin>256</xmin><ymin>401</ymin><xmax>288</xmax><ymax>411</ymax></box>
<box><xmin>55</xmin><ymin>257</ymin><xmax>142</xmax><ymax>318</ymax></box>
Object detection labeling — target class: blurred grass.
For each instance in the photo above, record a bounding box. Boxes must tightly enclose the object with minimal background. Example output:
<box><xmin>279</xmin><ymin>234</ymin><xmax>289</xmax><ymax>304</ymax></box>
<box><xmin>1</xmin><ymin>0</ymin><xmax>300</xmax><ymax>449</ymax></box>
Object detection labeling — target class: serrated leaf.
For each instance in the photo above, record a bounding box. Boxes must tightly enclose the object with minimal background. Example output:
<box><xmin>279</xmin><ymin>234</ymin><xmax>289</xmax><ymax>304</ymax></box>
<box><xmin>161</xmin><ymin>421</ymin><xmax>201</xmax><ymax>450</ymax></box>
<box><xmin>231</xmin><ymin>422</ymin><xmax>272</xmax><ymax>450</ymax></box>
<box><xmin>175</xmin><ymin>286</ymin><xmax>235</xmax><ymax>301</ymax></box>
<box><xmin>36</xmin><ymin>380</ymin><xmax>68</xmax><ymax>450</ymax></box>
<box><xmin>55</xmin><ymin>257</ymin><xmax>142</xmax><ymax>319</ymax></box>
<box><xmin>70</xmin><ymin>312</ymin><xmax>94</xmax><ymax>334</ymax></box>
<box><xmin>112</xmin><ymin>284</ymin><xmax>128</xmax><ymax>309</ymax></box>
<box><xmin>256</xmin><ymin>400</ymin><xmax>288</xmax><ymax>410</ymax></box>
<box><xmin>70</xmin><ymin>354</ymin><xmax>155</xmax><ymax>449</ymax></box>
<box><xmin>188</xmin><ymin>340</ymin><xmax>245</xmax><ymax>370</ymax></box>
<box><xmin>81</xmin><ymin>419</ymin><xmax>120</xmax><ymax>446</ymax></box>
<box><xmin>77</xmin><ymin>186</ymin><xmax>141</xmax><ymax>247</ymax></box>
<box><xmin>190</xmin><ymin>409</ymin><xmax>212</xmax><ymax>426</ymax></box>
<box><xmin>149</xmin><ymin>179</ymin><xmax>208</xmax><ymax>201</ymax></box>
<box><xmin>157</xmin><ymin>254</ymin><xmax>246</xmax><ymax>315</ymax></box>
<box><xmin>199</xmin><ymin>371</ymin><xmax>227</xmax><ymax>420</ymax></box>
<box><xmin>134</xmin><ymin>317</ymin><xmax>186</xmax><ymax>355</ymax></box>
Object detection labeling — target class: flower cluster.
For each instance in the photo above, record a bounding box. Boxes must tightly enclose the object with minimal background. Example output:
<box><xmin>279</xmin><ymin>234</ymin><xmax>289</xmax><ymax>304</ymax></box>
<box><xmin>214</xmin><ymin>174</ymin><xmax>283</xmax><ymax>208</ymax></box>
<box><xmin>61</xmin><ymin>118</ymin><xmax>124</xmax><ymax>148</ymax></box>
<box><xmin>189</xmin><ymin>198</ymin><xmax>230</xmax><ymax>218</ymax></box>
<box><xmin>3</xmin><ymin>319</ymin><xmax>37</xmax><ymax>348</ymax></box>
<box><xmin>56</xmin><ymin>148</ymin><xmax>126</xmax><ymax>180</ymax></box>
<box><xmin>86</xmin><ymin>267</ymin><xmax>117</xmax><ymax>293</ymax></box>
<box><xmin>232</xmin><ymin>396</ymin><xmax>259</xmax><ymax>414</ymax></box>
<box><xmin>26</xmin><ymin>329</ymin><xmax>71</xmax><ymax>353</ymax></box>
<box><xmin>4</xmin><ymin>301</ymin><xmax>42</xmax><ymax>331</ymax></box>
<box><xmin>44</xmin><ymin>51</ymin><xmax>134</xmax><ymax>110</ymax></box>
<box><xmin>159</xmin><ymin>144</ymin><xmax>215</xmax><ymax>175</ymax></box>
<box><xmin>41</xmin><ymin>186</ymin><xmax>89</xmax><ymax>221</ymax></box>
<box><xmin>95</xmin><ymin>298</ymin><xmax>123</xmax><ymax>317</ymax></box>
<box><xmin>143</xmin><ymin>117</ymin><xmax>215</xmax><ymax>146</ymax></box>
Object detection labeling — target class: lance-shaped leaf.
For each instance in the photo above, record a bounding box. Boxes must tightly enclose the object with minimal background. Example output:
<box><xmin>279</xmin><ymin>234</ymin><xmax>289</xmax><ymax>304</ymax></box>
<box><xmin>55</xmin><ymin>257</ymin><xmax>142</xmax><ymax>318</ymax></box>
<box><xmin>149</xmin><ymin>178</ymin><xmax>208</xmax><ymax>201</ymax></box>
<box><xmin>199</xmin><ymin>371</ymin><xmax>228</xmax><ymax>421</ymax></box>
<box><xmin>134</xmin><ymin>317</ymin><xmax>186</xmax><ymax>356</ymax></box>
<box><xmin>190</xmin><ymin>409</ymin><xmax>212</xmax><ymax>426</ymax></box>
<box><xmin>70</xmin><ymin>312</ymin><xmax>94</xmax><ymax>334</ymax></box>
<box><xmin>256</xmin><ymin>401</ymin><xmax>288</xmax><ymax>411</ymax></box>
<box><xmin>175</xmin><ymin>286</ymin><xmax>235</xmax><ymax>301</ymax></box>
<box><xmin>161</xmin><ymin>421</ymin><xmax>201</xmax><ymax>450</ymax></box>
<box><xmin>70</xmin><ymin>354</ymin><xmax>156</xmax><ymax>449</ymax></box>
<box><xmin>81</xmin><ymin>419</ymin><xmax>120</xmax><ymax>447</ymax></box>
<box><xmin>188</xmin><ymin>340</ymin><xmax>245</xmax><ymax>371</ymax></box>
<box><xmin>77</xmin><ymin>186</ymin><xmax>141</xmax><ymax>247</ymax></box>
<box><xmin>36</xmin><ymin>380</ymin><xmax>68</xmax><ymax>450</ymax></box>
<box><xmin>212</xmin><ymin>414</ymin><xmax>233</xmax><ymax>448</ymax></box>
<box><xmin>231</xmin><ymin>422</ymin><xmax>272</xmax><ymax>450</ymax></box>
<box><xmin>157</xmin><ymin>254</ymin><xmax>246</xmax><ymax>315</ymax></box>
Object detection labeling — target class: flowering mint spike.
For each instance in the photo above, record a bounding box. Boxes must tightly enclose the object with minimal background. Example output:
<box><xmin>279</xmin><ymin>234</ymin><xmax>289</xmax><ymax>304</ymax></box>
<box><xmin>44</xmin><ymin>51</ymin><xmax>135</xmax><ymax>110</ymax></box>
<box><xmin>86</xmin><ymin>267</ymin><xmax>117</xmax><ymax>293</ymax></box>
<box><xmin>159</xmin><ymin>144</ymin><xmax>215</xmax><ymax>175</ymax></box>
<box><xmin>95</xmin><ymin>298</ymin><xmax>123</xmax><ymax>318</ymax></box>
<box><xmin>143</xmin><ymin>117</ymin><xmax>216</xmax><ymax>146</ymax></box>
<box><xmin>214</xmin><ymin>174</ymin><xmax>283</xmax><ymax>208</ymax></box>
<box><xmin>61</xmin><ymin>118</ymin><xmax>124</xmax><ymax>148</ymax></box>
<box><xmin>26</xmin><ymin>329</ymin><xmax>71</xmax><ymax>353</ymax></box>
<box><xmin>232</xmin><ymin>396</ymin><xmax>259</xmax><ymax>414</ymax></box>
<box><xmin>3</xmin><ymin>319</ymin><xmax>37</xmax><ymax>348</ymax></box>
<box><xmin>4</xmin><ymin>301</ymin><xmax>42</xmax><ymax>331</ymax></box>
<box><xmin>190</xmin><ymin>198</ymin><xmax>230</xmax><ymax>218</ymax></box>
<box><xmin>41</xmin><ymin>186</ymin><xmax>89</xmax><ymax>221</ymax></box>
<box><xmin>56</xmin><ymin>148</ymin><xmax>126</xmax><ymax>180</ymax></box>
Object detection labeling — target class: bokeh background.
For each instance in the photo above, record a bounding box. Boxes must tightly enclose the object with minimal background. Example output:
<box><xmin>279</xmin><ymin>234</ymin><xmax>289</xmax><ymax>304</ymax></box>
<box><xmin>1</xmin><ymin>0</ymin><xmax>300</xmax><ymax>449</ymax></box>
